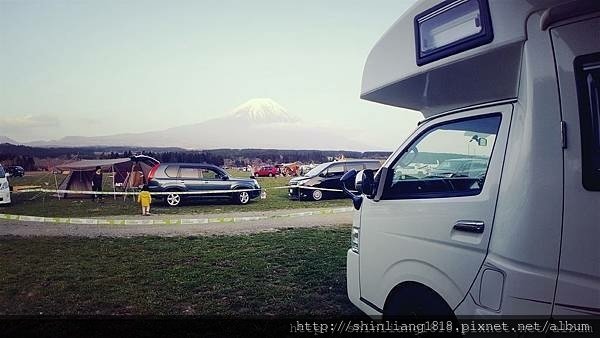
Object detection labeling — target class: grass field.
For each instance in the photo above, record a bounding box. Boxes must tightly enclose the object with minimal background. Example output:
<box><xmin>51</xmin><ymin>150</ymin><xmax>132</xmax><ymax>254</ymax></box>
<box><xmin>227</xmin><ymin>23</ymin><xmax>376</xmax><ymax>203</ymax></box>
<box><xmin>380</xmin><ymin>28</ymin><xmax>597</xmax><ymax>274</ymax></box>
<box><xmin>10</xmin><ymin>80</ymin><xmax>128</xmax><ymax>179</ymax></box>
<box><xmin>4</xmin><ymin>171</ymin><xmax>351</xmax><ymax>217</ymax></box>
<box><xmin>0</xmin><ymin>226</ymin><xmax>359</xmax><ymax>316</ymax></box>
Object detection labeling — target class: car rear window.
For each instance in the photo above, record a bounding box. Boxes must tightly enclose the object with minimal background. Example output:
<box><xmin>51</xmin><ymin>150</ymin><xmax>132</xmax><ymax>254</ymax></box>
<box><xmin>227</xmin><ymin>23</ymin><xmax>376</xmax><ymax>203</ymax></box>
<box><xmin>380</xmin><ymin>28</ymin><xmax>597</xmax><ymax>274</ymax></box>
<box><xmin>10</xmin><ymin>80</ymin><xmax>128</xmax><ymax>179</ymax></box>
<box><xmin>164</xmin><ymin>165</ymin><xmax>179</xmax><ymax>178</ymax></box>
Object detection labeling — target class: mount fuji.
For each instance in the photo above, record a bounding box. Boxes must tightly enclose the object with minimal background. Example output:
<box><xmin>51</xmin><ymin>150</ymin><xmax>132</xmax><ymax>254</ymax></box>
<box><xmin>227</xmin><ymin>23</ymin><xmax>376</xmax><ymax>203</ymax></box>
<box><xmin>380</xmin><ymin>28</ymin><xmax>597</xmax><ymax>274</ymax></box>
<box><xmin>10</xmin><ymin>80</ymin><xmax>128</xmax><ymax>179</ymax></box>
<box><xmin>24</xmin><ymin>98</ymin><xmax>374</xmax><ymax>151</ymax></box>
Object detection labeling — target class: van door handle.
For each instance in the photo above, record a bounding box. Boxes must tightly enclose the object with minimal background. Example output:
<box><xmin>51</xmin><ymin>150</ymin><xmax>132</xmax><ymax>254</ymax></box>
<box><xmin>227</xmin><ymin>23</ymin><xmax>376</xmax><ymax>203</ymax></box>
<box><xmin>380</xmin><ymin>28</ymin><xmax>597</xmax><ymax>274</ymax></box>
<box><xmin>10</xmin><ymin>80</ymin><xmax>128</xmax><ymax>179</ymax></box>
<box><xmin>453</xmin><ymin>220</ymin><xmax>485</xmax><ymax>233</ymax></box>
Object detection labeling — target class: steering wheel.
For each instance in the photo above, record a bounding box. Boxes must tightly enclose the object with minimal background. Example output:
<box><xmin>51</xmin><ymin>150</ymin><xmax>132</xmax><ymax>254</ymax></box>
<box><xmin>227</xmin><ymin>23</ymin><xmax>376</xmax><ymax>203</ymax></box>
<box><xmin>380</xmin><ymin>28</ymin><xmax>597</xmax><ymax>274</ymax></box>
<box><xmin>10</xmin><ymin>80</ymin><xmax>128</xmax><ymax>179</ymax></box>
<box><xmin>422</xmin><ymin>175</ymin><xmax>455</xmax><ymax>191</ymax></box>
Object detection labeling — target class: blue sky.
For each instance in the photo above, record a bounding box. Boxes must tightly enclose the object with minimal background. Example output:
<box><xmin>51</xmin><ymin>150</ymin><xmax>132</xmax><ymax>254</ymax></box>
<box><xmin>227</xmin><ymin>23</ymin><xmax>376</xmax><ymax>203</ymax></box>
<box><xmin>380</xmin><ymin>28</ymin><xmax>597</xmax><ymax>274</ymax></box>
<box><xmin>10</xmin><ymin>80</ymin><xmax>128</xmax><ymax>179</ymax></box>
<box><xmin>0</xmin><ymin>0</ymin><xmax>421</xmax><ymax>149</ymax></box>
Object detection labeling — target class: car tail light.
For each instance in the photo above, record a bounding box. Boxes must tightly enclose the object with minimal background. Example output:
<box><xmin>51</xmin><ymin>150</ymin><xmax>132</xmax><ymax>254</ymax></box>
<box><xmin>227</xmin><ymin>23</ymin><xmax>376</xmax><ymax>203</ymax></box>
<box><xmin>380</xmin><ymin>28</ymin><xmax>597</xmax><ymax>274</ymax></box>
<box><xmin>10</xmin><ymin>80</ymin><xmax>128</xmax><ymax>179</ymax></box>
<box><xmin>148</xmin><ymin>164</ymin><xmax>160</xmax><ymax>181</ymax></box>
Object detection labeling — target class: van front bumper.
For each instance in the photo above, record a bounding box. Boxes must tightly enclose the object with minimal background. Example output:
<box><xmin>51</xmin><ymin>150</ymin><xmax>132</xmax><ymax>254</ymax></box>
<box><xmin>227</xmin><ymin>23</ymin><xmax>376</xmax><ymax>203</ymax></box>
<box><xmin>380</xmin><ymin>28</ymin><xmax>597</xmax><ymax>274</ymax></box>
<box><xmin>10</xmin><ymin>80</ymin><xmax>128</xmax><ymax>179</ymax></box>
<box><xmin>0</xmin><ymin>190</ymin><xmax>11</xmax><ymax>204</ymax></box>
<box><xmin>347</xmin><ymin>249</ymin><xmax>383</xmax><ymax>318</ymax></box>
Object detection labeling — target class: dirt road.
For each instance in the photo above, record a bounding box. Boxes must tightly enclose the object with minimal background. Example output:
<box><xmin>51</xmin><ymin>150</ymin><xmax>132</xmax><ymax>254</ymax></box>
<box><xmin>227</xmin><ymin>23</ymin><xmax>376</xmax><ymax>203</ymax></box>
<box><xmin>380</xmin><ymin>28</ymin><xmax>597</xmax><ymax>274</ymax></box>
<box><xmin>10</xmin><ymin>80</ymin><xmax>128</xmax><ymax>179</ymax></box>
<box><xmin>0</xmin><ymin>208</ymin><xmax>354</xmax><ymax>237</ymax></box>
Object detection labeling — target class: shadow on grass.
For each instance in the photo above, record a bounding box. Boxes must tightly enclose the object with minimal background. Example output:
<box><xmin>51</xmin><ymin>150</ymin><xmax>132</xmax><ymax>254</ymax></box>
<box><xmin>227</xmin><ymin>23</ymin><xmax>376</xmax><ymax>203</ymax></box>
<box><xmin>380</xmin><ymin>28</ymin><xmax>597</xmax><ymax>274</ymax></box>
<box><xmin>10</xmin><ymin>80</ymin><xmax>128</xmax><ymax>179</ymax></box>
<box><xmin>0</xmin><ymin>226</ymin><xmax>361</xmax><ymax>316</ymax></box>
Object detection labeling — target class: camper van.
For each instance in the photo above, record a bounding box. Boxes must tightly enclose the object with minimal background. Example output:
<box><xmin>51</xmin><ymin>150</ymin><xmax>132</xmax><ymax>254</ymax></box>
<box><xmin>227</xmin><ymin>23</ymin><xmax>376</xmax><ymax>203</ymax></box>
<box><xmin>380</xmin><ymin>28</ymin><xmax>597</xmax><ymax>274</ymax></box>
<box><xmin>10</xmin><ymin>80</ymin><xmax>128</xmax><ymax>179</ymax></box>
<box><xmin>343</xmin><ymin>0</ymin><xmax>600</xmax><ymax>318</ymax></box>
<box><xmin>0</xmin><ymin>164</ymin><xmax>11</xmax><ymax>205</ymax></box>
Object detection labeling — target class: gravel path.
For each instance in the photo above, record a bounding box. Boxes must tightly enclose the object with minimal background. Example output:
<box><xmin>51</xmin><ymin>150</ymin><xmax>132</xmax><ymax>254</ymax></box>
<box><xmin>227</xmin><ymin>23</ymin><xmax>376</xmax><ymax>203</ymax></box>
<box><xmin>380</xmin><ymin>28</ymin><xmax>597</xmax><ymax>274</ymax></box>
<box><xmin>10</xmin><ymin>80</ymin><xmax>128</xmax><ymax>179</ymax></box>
<box><xmin>0</xmin><ymin>208</ymin><xmax>354</xmax><ymax>237</ymax></box>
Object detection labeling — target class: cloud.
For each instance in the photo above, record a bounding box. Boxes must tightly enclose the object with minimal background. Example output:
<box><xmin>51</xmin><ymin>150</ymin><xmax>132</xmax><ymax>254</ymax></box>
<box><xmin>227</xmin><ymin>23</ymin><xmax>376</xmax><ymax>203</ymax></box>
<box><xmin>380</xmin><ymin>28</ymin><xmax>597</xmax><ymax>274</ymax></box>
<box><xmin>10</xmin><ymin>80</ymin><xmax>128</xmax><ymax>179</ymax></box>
<box><xmin>0</xmin><ymin>114</ymin><xmax>59</xmax><ymax>130</ymax></box>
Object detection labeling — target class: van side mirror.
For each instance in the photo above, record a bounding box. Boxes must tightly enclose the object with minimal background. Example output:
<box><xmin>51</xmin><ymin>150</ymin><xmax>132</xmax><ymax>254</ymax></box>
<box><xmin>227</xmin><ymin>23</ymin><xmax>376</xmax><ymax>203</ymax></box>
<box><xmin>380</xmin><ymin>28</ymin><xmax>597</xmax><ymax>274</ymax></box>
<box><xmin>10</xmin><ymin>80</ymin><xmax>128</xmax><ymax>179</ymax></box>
<box><xmin>341</xmin><ymin>169</ymin><xmax>363</xmax><ymax>210</ymax></box>
<box><xmin>355</xmin><ymin>169</ymin><xmax>375</xmax><ymax>197</ymax></box>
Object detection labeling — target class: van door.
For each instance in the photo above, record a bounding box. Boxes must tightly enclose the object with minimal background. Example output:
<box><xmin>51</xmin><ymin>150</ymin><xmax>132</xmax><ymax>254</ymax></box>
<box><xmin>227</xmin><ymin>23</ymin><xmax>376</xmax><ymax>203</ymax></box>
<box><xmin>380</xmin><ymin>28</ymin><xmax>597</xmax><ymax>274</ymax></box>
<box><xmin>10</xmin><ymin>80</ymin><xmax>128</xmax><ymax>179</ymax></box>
<box><xmin>359</xmin><ymin>105</ymin><xmax>511</xmax><ymax>310</ymax></box>
<box><xmin>550</xmin><ymin>16</ymin><xmax>600</xmax><ymax>316</ymax></box>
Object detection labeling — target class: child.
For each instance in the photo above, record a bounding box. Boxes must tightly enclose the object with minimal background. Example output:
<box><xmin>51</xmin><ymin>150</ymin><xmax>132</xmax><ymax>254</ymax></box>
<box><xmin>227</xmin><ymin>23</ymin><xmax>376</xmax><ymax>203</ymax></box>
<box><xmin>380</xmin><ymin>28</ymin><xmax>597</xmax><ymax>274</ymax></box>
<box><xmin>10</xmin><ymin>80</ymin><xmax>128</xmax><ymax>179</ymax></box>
<box><xmin>137</xmin><ymin>185</ymin><xmax>152</xmax><ymax>216</ymax></box>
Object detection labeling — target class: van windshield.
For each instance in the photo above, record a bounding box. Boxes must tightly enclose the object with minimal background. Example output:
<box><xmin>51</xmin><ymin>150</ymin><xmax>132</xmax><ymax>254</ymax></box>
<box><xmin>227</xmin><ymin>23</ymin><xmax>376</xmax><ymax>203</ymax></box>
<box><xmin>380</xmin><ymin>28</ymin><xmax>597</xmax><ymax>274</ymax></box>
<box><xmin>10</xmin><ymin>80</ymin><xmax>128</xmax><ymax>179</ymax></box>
<box><xmin>304</xmin><ymin>163</ymin><xmax>329</xmax><ymax>177</ymax></box>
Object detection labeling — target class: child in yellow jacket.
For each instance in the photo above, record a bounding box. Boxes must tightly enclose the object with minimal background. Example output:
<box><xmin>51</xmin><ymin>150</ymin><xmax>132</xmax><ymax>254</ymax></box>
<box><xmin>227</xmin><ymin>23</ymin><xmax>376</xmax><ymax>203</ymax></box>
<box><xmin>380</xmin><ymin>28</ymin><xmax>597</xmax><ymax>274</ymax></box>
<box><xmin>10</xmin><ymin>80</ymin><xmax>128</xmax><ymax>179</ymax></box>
<box><xmin>137</xmin><ymin>185</ymin><xmax>152</xmax><ymax>216</ymax></box>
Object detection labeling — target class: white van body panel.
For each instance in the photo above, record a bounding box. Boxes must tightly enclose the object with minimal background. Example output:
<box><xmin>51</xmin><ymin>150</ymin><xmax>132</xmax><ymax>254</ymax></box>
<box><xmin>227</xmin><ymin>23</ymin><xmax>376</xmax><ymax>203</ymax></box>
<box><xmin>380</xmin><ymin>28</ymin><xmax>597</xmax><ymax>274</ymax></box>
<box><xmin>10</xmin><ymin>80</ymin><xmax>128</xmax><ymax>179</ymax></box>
<box><xmin>351</xmin><ymin>0</ymin><xmax>600</xmax><ymax>318</ymax></box>
<box><xmin>361</xmin><ymin>0</ymin><xmax>567</xmax><ymax>117</ymax></box>
<box><xmin>358</xmin><ymin>104</ymin><xmax>512</xmax><ymax>311</ymax></box>
<box><xmin>456</xmin><ymin>11</ymin><xmax>566</xmax><ymax>316</ymax></box>
<box><xmin>550</xmin><ymin>15</ymin><xmax>600</xmax><ymax>316</ymax></box>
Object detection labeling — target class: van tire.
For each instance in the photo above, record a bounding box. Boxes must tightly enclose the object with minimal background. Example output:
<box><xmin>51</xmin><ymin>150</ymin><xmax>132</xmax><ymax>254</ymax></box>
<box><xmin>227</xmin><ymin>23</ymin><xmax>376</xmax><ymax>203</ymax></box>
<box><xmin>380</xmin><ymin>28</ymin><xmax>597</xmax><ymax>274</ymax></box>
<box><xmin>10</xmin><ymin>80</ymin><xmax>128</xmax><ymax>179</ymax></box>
<box><xmin>383</xmin><ymin>283</ymin><xmax>458</xmax><ymax>329</ymax></box>
<box><xmin>312</xmin><ymin>189</ymin><xmax>323</xmax><ymax>201</ymax></box>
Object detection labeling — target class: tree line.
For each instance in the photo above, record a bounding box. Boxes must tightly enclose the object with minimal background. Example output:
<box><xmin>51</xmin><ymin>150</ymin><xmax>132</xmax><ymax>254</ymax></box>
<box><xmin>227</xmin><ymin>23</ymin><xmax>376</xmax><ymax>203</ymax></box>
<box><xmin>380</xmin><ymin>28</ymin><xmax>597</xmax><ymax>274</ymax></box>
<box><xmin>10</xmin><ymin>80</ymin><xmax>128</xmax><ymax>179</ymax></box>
<box><xmin>0</xmin><ymin>143</ymin><xmax>391</xmax><ymax>170</ymax></box>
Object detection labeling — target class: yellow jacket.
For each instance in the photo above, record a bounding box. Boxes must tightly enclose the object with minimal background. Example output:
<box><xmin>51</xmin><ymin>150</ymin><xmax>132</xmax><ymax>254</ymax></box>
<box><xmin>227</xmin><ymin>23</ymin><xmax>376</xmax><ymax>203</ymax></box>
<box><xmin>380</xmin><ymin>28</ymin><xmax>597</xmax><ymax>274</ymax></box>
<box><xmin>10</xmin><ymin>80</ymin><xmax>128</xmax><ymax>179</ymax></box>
<box><xmin>137</xmin><ymin>191</ymin><xmax>152</xmax><ymax>207</ymax></box>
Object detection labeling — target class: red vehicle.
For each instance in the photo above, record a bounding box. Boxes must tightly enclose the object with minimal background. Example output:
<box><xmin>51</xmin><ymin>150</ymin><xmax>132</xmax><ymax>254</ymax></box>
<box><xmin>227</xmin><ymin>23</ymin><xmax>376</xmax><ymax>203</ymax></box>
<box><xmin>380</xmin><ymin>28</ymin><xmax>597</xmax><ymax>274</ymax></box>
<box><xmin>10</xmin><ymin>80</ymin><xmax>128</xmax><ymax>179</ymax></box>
<box><xmin>253</xmin><ymin>165</ymin><xmax>279</xmax><ymax>177</ymax></box>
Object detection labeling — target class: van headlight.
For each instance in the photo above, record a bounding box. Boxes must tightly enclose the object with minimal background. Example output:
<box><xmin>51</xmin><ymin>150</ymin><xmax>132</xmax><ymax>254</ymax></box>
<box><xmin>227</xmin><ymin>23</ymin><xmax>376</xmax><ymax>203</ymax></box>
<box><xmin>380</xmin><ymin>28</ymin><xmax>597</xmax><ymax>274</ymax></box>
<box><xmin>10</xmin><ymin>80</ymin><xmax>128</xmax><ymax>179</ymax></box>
<box><xmin>351</xmin><ymin>226</ymin><xmax>360</xmax><ymax>253</ymax></box>
<box><xmin>0</xmin><ymin>181</ymin><xmax>8</xmax><ymax>190</ymax></box>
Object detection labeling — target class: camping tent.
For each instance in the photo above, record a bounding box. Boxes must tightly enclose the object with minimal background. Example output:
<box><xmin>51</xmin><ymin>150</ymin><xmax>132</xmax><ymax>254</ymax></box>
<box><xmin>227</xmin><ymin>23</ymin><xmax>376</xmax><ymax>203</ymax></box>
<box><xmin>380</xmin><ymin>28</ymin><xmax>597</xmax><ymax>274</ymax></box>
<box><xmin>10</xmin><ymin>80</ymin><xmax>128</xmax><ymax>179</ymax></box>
<box><xmin>55</xmin><ymin>155</ymin><xmax>159</xmax><ymax>197</ymax></box>
<box><xmin>280</xmin><ymin>162</ymin><xmax>301</xmax><ymax>176</ymax></box>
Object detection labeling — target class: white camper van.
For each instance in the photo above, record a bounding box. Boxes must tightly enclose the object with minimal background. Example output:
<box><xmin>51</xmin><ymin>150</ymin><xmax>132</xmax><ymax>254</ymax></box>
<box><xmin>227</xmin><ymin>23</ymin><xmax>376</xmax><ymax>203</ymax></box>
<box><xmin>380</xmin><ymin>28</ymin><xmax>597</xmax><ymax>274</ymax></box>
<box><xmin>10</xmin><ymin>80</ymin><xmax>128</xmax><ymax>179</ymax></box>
<box><xmin>0</xmin><ymin>164</ymin><xmax>11</xmax><ymax>205</ymax></box>
<box><xmin>343</xmin><ymin>0</ymin><xmax>600</xmax><ymax>318</ymax></box>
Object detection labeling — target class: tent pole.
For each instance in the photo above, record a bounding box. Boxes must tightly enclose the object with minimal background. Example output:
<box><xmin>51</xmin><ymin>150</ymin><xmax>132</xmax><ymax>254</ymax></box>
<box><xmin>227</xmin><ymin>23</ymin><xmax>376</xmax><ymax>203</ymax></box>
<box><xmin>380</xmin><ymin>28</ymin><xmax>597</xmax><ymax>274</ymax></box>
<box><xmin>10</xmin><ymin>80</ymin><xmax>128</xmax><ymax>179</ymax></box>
<box><xmin>112</xmin><ymin>164</ymin><xmax>116</xmax><ymax>200</ymax></box>
<box><xmin>54</xmin><ymin>171</ymin><xmax>60</xmax><ymax>200</ymax></box>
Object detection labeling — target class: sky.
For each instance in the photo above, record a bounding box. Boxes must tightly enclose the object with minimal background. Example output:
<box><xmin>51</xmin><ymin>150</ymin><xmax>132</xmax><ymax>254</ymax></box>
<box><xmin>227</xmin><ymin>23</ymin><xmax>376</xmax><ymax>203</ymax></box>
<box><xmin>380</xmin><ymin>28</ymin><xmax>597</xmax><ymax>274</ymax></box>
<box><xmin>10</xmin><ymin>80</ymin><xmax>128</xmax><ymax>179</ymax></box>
<box><xmin>0</xmin><ymin>0</ymin><xmax>422</xmax><ymax>150</ymax></box>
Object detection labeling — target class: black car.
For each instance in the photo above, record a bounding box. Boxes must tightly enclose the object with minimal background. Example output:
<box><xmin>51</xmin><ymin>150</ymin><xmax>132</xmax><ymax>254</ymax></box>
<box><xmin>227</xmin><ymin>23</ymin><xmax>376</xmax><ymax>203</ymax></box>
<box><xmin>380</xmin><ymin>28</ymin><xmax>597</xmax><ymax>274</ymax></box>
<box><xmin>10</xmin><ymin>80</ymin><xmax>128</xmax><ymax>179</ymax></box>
<box><xmin>288</xmin><ymin>160</ymin><xmax>381</xmax><ymax>201</ymax></box>
<box><xmin>6</xmin><ymin>166</ymin><xmax>25</xmax><ymax>177</ymax></box>
<box><xmin>147</xmin><ymin>163</ymin><xmax>261</xmax><ymax>207</ymax></box>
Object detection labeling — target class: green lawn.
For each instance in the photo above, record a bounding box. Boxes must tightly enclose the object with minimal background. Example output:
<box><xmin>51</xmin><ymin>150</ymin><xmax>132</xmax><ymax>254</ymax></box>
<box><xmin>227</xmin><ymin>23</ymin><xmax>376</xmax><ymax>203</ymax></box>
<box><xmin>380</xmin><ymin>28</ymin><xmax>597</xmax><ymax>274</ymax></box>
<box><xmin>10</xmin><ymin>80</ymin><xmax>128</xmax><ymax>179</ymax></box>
<box><xmin>5</xmin><ymin>171</ymin><xmax>351</xmax><ymax>217</ymax></box>
<box><xmin>0</xmin><ymin>227</ymin><xmax>359</xmax><ymax>316</ymax></box>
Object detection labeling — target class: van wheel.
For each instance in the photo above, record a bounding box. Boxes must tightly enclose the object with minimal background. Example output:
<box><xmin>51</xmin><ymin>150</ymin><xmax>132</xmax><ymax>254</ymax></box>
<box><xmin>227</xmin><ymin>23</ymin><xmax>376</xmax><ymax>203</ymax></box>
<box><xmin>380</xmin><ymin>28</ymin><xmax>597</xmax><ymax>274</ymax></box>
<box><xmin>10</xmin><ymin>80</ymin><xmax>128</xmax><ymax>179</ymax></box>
<box><xmin>384</xmin><ymin>283</ymin><xmax>458</xmax><ymax>333</ymax></box>
<box><xmin>235</xmin><ymin>191</ymin><xmax>251</xmax><ymax>205</ymax></box>
<box><xmin>312</xmin><ymin>189</ymin><xmax>323</xmax><ymax>201</ymax></box>
<box><xmin>165</xmin><ymin>191</ymin><xmax>182</xmax><ymax>207</ymax></box>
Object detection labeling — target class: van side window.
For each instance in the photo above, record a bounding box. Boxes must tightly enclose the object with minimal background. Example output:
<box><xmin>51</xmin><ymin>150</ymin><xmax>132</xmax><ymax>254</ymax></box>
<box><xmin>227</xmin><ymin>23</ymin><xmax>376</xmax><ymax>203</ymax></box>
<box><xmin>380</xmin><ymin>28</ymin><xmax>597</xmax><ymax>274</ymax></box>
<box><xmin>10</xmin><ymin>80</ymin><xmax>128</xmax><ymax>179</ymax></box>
<box><xmin>382</xmin><ymin>114</ymin><xmax>501</xmax><ymax>200</ymax></box>
<box><xmin>575</xmin><ymin>53</ymin><xmax>600</xmax><ymax>191</ymax></box>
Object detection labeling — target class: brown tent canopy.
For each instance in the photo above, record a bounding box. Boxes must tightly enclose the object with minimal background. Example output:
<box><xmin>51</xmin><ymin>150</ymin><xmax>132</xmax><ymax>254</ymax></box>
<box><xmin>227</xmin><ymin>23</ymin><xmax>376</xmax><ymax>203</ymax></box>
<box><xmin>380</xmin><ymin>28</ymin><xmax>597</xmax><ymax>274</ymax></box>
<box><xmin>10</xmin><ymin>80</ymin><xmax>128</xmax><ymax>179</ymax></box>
<box><xmin>56</xmin><ymin>156</ymin><xmax>159</xmax><ymax>197</ymax></box>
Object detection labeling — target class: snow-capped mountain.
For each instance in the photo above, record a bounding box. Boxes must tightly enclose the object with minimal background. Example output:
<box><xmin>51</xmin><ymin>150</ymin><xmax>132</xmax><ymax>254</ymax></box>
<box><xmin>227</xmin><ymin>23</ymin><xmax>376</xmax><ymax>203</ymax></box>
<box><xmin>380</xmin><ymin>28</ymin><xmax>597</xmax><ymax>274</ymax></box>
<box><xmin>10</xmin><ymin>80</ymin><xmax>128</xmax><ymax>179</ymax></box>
<box><xmin>23</xmin><ymin>99</ymin><xmax>374</xmax><ymax>150</ymax></box>
<box><xmin>231</xmin><ymin>98</ymin><xmax>299</xmax><ymax>123</ymax></box>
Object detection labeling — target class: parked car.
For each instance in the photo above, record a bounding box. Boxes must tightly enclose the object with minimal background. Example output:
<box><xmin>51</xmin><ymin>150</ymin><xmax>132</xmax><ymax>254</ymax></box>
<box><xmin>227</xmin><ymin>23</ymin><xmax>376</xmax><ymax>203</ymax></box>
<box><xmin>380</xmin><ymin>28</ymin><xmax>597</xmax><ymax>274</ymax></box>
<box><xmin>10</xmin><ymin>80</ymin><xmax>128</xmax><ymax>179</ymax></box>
<box><xmin>288</xmin><ymin>160</ymin><xmax>380</xmax><ymax>201</ymax></box>
<box><xmin>147</xmin><ymin>163</ymin><xmax>261</xmax><ymax>206</ymax></box>
<box><xmin>0</xmin><ymin>165</ymin><xmax>11</xmax><ymax>205</ymax></box>
<box><xmin>427</xmin><ymin>158</ymin><xmax>489</xmax><ymax>178</ymax></box>
<box><xmin>6</xmin><ymin>166</ymin><xmax>25</xmax><ymax>177</ymax></box>
<box><xmin>253</xmin><ymin>165</ymin><xmax>279</xmax><ymax>177</ymax></box>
